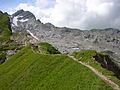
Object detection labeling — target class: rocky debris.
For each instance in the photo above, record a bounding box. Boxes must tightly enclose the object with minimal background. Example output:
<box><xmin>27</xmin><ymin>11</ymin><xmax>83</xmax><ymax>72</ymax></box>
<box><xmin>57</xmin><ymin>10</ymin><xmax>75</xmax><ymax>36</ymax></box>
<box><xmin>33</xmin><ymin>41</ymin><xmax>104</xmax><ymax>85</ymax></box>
<box><xmin>5</xmin><ymin>50</ymin><xmax>16</xmax><ymax>57</ymax></box>
<box><xmin>10</xmin><ymin>30</ymin><xmax>39</xmax><ymax>45</ymax></box>
<box><xmin>0</xmin><ymin>30</ymin><xmax>38</xmax><ymax>63</ymax></box>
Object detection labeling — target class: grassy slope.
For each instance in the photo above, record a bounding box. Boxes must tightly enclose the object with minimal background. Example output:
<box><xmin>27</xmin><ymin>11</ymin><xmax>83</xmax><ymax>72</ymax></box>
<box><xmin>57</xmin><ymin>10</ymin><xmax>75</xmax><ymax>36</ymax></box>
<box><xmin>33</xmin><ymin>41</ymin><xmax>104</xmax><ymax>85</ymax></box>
<box><xmin>72</xmin><ymin>50</ymin><xmax>120</xmax><ymax>86</ymax></box>
<box><xmin>0</xmin><ymin>12</ymin><xmax>13</xmax><ymax>64</ymax></box>
<box><xmin>38</xmin><ymin>42</ymin><xmax>60</xmax><ymax>54</ymax></box>
<box><xmin>0</xmin><ymin>12</ymin><xmax>11</xmax><ymax>41</ymax></box>
<box><xmin>0</xmin><ymin>44</ymin><xmax>112</xmax><ymax>90</ymax></box>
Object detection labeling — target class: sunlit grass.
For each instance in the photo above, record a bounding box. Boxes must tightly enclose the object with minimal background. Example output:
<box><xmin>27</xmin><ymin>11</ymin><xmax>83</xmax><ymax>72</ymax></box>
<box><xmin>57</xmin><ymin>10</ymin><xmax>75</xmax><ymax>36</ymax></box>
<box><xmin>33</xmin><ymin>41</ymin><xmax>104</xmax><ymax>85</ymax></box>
<box><xmin>0</xmin><ymin>45</ymin><xmax>112</xmax><ymax>90</ymax></box>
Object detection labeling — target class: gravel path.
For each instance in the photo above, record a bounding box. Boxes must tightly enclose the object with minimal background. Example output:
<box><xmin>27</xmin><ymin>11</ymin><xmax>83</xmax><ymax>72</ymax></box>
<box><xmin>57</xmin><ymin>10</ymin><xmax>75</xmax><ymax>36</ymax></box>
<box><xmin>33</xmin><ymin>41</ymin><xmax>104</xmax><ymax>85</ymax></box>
<box><xmin>68</xmin><ymin>55</ymin><xmax>120</xmax><ymax>90</ymax></box>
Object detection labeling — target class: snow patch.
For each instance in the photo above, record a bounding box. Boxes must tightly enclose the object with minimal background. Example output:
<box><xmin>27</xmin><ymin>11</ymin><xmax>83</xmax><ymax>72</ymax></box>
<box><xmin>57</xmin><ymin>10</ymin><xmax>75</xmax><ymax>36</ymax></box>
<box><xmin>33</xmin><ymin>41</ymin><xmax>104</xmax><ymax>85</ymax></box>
<box><xmin>19</xmin><ymin>19</ymin><xmax>29</xmax><ymax>22</ymax></box>
<box><xmin>12</xmin><ymin>15</ymin><xmax>27</xmax><ymax>25</ymax></box>
<box><xmin>13</xmin><ymin>16</ymin><xmax>18</xmax><ymax>26</ymax></box>
<box><xmin>73</xmin><ymin>48</ymin><xmax>79</xmax><ymax>50</ymax></box>
<box><xmin>27</xmin><ymin>30</ymin><xmax>39</xmax><ymax>40</ymax></box>
<box><xmin>19</xmin><ymin>15</ymin><xmax>23</xmax><ymax>18</ymax></box>
<box><xmin>11</xmin><ymin>23</ymin><xmax>15</xmax><ymax>27</ymax></box>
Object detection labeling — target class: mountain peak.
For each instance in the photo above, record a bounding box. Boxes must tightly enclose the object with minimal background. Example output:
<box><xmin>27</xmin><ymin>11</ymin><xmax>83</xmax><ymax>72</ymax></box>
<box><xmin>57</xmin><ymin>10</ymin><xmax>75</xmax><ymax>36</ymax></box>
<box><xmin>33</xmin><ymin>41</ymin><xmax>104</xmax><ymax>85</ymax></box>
<box><xmin>12</xmin><ymin>10</ymin><xmax>36</xmax><ymax>20</ymax></box>
<box><xmin>11</xmin><ymin>10</ymin><xmax>36</xmax><ymax>30</ymax></box>
<box><xmin>12</xmin><ymin>9</ymin><xmax>24</xmax><ymax>16</ymax></box>
<box><xmin>3</xmin><ymin>12</ymin><xmax>10</xmax><ymax>17</ymax></box>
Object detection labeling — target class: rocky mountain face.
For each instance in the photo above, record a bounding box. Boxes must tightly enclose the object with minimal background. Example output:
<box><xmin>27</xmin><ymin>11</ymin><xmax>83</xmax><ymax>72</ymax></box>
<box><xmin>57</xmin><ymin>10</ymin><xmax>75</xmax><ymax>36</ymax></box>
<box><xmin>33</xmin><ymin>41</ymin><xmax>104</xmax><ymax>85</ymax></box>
<box><xmin>8</xmin><ymin>10</ymin><xmax>120</xmax><ymax>66</ymax></box>
<box><xmin>0</xmin><ymin>11</ymin><xmax>38</xmax><ymax>64</ymax></box>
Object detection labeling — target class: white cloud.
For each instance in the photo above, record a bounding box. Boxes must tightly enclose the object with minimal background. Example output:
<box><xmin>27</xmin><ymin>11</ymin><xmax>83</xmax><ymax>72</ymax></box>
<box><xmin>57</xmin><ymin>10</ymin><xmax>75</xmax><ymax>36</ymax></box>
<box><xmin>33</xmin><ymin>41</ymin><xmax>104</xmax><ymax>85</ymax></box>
<box><xmin>35</xmin><ymin>0</ymin><xmax>48</xmax><ymax>8</ymax></box>
<box><xmin>15</xmin><ymin>0</ymin><xmax>55</xmax><ymax>19</ymax></box>
<box><xmin>12</xmin><ymin>0</ymin><xmax>120</xmax><ymax>30</ymax></box>
<box><xmin>16</xmin><ymin>3</ymin><xmax>46</xmax><ymax>19</ymax></box>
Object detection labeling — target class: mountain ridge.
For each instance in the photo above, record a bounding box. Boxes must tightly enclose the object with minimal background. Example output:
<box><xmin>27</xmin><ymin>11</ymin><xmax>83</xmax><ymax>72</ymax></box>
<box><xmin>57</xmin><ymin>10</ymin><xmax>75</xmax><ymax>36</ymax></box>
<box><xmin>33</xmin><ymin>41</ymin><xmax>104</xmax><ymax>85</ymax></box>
<box><xmin>6</xmin><ymin>9</ymin><xmax>120</xmax><ymax>67</ymax></box>
<box><xmin>1</xmin><ymin>9</ymin><xmax>120</xmax><ymax>75</ymax></box>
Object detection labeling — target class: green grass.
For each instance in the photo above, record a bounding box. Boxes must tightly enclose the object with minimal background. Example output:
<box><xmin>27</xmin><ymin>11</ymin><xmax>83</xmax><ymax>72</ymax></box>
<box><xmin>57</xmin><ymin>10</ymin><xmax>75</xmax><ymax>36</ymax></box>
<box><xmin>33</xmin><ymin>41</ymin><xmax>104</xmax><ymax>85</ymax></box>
<box><xmin>0</xmin><ymin>45</ymin><xmax>112</xmax><ymax>90</ymax></box>
<box><xmin>90</xmin><ymin>28</ymin><xmax>113</xmax><ymax>32</ymax></box>
<box><xmin>38</xmin><ymin>42</ymin><xmax>60</xmax><ymax>54</ymax></box>
<box><xmin>90</xmin><ymin>29</ymin><xmax>100</xmax><ymax>32</ymax></box>
<box><xmin>0</xmin><ymin>12</ymin><xmax>12</xmax><ymax>41</ymax></box>
<box><xmin>72</xmin><ymin>50</ymin><xmax>120</xmax><ymax>86</ymax></box>
<box><xmin>0</xmin><ymin>54</ymin><xmax>6</xmax><ymax>64</ymax></box>
<box><xmin>0</xmin><ymin>45</ymin><xmax>23</xmax><ymax>51</ymax></box>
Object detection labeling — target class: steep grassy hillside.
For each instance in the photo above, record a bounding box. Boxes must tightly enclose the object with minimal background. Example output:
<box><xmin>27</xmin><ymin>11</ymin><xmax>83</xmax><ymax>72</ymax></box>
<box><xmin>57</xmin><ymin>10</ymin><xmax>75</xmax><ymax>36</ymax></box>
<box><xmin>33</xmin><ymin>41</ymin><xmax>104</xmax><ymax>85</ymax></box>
<box><xmin>72</xmin><ymin>50</ymin><xmax>120</xmax><ymax>86</ymax></box>
<box><xmin>0</xmin><ymin>11</ymin><xmax>11</xmax><ymax>41</ymax></box>
<box><xmin>0</xmin><ymin>11</ymin><xmax>13</xmax><ymax>64</ymax></box>
<box><xmin>0</xmin><ymin>44</ymin><xmax>112</xmax><ymax>90</ymax></box>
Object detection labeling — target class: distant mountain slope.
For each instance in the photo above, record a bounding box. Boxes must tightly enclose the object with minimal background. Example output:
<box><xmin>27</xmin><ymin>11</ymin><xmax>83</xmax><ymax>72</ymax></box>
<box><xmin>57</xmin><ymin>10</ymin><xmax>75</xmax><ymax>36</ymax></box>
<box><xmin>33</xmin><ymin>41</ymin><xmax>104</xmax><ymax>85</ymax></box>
<box><xmin>0</xmin><ymin>43</ymin><xmax>113</xmax><ymax>90</ymax></box>
<box><xmin>9</xmin><ymin>10</ymin><xmax>120</xmax><ymax>67</ymax></box>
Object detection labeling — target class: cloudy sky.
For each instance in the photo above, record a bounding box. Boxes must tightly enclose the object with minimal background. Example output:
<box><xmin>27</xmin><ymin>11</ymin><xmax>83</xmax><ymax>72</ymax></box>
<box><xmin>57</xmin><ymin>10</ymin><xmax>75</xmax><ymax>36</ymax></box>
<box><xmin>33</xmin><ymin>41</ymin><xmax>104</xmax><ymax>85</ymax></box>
<box><xmin>0</xmin><ymin>0</ymin><xmax>120</xmax><ymax>30</ymax></box>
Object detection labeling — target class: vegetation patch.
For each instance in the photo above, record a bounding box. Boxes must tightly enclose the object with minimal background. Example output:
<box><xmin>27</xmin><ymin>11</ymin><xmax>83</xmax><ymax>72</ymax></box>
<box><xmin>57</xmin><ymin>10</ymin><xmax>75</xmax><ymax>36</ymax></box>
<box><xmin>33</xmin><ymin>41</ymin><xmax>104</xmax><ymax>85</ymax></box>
<box><xmin>0</xmin><ymin>45</ymin><xmax>23</xmax><ymax>51</ymax></box>
<box><xmin>38</xmin><ymin>42</ymin><xmax>60</xmax><ymax>54</ymax></box>
<box><xmin>0</xmin><ymin>54</ymin><xmax>6</xmax><ymax>64</ymax></box>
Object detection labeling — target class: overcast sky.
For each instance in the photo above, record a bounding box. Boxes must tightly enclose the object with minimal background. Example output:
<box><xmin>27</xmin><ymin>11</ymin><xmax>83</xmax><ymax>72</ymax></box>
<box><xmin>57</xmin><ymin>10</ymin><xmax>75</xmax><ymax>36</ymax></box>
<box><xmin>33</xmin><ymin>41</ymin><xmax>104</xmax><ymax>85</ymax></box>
<box><xmin>0</xmin><ymin>0</ymin><xmax>120</xmax><ymax>30</ymax></box>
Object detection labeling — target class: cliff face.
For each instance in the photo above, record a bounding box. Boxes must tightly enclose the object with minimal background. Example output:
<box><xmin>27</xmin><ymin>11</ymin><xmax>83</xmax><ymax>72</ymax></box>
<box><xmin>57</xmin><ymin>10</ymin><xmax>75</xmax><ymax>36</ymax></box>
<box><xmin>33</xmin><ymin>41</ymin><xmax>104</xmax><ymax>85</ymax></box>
<box><xmin>93</xmin><ymin>53</ymin><xmax>120</xmax><ymax>79</ymax></box>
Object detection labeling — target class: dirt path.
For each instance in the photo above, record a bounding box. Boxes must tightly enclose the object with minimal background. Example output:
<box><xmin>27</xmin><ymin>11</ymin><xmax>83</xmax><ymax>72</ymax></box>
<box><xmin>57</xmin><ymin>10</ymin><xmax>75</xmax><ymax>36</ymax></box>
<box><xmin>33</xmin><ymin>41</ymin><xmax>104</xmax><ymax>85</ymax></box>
<box><xmin>68</xmin><ymin>55</ymin><xmax>120</xmax><ymax>90</ymax></box>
